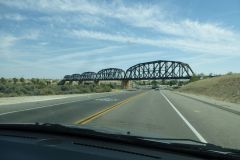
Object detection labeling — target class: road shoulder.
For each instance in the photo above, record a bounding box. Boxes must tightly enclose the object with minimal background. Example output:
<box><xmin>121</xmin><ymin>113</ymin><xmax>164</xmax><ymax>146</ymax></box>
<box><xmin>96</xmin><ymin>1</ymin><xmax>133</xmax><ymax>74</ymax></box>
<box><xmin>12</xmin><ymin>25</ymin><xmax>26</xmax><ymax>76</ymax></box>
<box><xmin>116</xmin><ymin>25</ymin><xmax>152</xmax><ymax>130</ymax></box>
<box><xmin>174</xmin><ymin>91</ymin><xmax>240</xmax><ymax>115</ymax></box>
<box><xmin>0</xmin><ymin>91</ymin><xmax>124</xmax><ymax>106</ymax></box>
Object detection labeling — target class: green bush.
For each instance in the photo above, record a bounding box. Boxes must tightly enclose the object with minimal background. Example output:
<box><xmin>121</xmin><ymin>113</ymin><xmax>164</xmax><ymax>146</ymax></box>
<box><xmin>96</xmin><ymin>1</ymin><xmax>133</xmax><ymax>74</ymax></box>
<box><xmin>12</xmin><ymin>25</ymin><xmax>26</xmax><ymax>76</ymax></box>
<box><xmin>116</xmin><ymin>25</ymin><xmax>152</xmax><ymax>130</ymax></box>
<box><xmin>0</xmin><ymin>78</ymin><xmax>7</xmax><ymax>84</ymax></box>
<box><xmin>190</xmin><ymin>75</ymin><xmax>200</xmax><ymax>82</ymax></box>
<box><xmin>0</xmin><ymin>78</ymin><xmax>115</xmax><ymax>97</ymax></box>
<box><xmin>0</xmin><ymin>92</ymin><xmax>5</xmax><ymax>97</ymax></box>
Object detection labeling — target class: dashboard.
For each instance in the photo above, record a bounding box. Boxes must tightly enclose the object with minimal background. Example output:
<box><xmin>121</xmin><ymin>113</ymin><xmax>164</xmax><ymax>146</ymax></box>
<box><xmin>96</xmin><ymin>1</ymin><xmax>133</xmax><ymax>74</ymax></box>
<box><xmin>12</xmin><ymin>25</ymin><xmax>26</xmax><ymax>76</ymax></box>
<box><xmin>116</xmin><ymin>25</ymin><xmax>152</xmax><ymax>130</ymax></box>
<box><xmin>0</xmin><ymin>130</ymin><xmax>205</xmax><ymax>160</ymax></box>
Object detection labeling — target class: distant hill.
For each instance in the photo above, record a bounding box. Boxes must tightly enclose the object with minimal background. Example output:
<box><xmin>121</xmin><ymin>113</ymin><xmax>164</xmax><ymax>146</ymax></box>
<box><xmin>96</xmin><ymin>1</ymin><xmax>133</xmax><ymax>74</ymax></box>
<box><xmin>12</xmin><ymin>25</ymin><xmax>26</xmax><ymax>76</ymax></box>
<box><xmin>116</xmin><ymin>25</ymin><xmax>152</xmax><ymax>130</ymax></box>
<box><xmin>178</xmin><ymin>74</ymin><xmax>240</xmax><ymax>104</ymax></box>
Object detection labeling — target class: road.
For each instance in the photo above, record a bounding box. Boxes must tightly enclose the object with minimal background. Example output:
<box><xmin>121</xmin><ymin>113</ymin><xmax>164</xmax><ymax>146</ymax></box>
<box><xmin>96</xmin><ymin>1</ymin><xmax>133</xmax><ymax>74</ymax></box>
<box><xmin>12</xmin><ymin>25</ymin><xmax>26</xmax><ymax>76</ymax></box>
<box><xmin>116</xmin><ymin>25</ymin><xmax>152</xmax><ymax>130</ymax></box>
<box><xmin>0</xmin><ymin>90</ymin><xmax>240</xmax><ymax>150</ymax></box>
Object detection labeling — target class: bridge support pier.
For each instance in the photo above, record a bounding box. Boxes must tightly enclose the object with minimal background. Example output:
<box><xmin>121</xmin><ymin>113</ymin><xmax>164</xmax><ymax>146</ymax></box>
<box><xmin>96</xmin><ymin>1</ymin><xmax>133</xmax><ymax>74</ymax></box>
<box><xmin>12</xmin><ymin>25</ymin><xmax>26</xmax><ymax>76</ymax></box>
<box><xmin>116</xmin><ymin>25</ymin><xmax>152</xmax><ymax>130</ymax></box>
<box><xmin>78</xmin><ymin>81</ymin><xmax>83</xmax><ymax>85</ymax></box>
<box><xmin>58</xmin><ymin>80</ymin><xmax>65</xmax><ymax>85</ymax></box>
<box><xmin>94</xmin><ymin>80</ymin><xmax>99</xmax><ymax>85</ymax></box>
<box><xmin>121</xmin><ymin>80</ymin><xmax>130</xmax><ymax>89</ymax></box>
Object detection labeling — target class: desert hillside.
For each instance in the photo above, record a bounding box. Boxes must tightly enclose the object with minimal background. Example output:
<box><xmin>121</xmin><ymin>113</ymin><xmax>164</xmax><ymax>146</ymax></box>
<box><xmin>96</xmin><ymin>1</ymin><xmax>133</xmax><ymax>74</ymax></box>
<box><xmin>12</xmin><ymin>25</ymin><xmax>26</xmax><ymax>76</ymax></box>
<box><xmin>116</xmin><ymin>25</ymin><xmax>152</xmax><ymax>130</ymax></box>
<box><xmin>178</xmin><ymin>74</ymin><xmax>240</xmax><ymax>104</ymax></box>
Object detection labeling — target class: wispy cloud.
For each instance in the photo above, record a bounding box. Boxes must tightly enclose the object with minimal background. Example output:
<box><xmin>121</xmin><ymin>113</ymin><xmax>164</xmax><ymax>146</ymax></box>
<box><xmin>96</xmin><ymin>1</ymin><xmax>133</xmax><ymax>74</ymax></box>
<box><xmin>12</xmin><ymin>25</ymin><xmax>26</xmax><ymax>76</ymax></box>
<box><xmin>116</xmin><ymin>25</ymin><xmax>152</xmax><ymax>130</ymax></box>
<box><xmin>0</xmin><ymin>0</ymin><xmax>105</xmax><ymax>13</ymax></box>
<box><xmin>3</xmin><ymin>0</ymin><xmax>239</xmax><ymax>55</ymax></box>
<box><xmin>0</xmin><ymin>30</ymin><xmax>40</xmax><ymax>58</ymax></box>
<box><xmin>38</xmin><ymin>14</ymin><xmax>104</xmax><ymax>27</ymax></box>
<box><xmin>0</xmin><ymin>35</ymin><xmax>18</xmax><ymax>49</ymax></box>
<box><xmin>70</xmin><ymin>29</ymin><xmax>240</xmax><ymax>56</ymax></box>
<box><xmin>2</xmin><ymin>0</ymin><xmax>238</xmax><ymax>37</ymax></box>
<box><xmin>38</xmin><ymin>45</ymin><xmax>123</xmax><ymax>63</ymax></box>
<box><xmin>0</xmin><ymin>13</ymin><xmax>26</xmax><ymax>21</ymax></box>
<box><xmin>1</xmin><ymin>0</ymin><xmax>240</xmax><ymax>77</ymax></box>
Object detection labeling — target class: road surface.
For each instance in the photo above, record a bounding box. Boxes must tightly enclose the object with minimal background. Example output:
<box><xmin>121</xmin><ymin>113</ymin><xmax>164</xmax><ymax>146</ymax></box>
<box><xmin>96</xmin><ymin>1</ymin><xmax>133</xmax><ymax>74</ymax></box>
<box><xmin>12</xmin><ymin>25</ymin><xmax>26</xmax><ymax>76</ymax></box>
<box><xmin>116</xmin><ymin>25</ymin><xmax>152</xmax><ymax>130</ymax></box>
<box><xmin>0</xmin><ymin>89</ymin><xmax>239</xmax><ymax>150</ymax></box>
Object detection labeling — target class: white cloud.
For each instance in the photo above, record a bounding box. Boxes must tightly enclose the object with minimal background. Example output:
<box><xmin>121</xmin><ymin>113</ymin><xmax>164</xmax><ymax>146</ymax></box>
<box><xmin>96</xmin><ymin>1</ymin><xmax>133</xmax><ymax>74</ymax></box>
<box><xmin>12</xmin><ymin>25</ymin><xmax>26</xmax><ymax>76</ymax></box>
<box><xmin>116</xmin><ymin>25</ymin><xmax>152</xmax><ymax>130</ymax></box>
<box><xmin>0</xmin><ymin>35</ymin><xmax>18</xmax><ymax>49</ymax></box>
<box><xmin>0</xmin><ymin>35</ymin><xmax>21</xmax><ymax>60</ymax></box>
<box><xmin>9</xmin><ymin>45</ymin><xmax>126</xmax><ymax>76</ymax></box>
<box><xmin>22</xmin><ymin>30</ymin><xmax>40</xmax><ymax>40</ymax></box>
<box><xmin>0</xmin><ymin>31</ymin><xmax>40</xmax><ymax>58</ymax></box>
<box><xmin>70</xmin><ymin>29</ymin><xmax>240</xmax><ymax>56</ymax></box>
<box><xmin>0</xmin><ymin>0</ymin><xmax>104</xmax><ymax>14</ymax></box>
<box><xmin>1</xmin><ymin>0</ymin><xmax>240</xmax><ymax>76</ymax></box>
<box><xmin>3</xmin><ymin>0</ymin><xmax>239</xmax><ymax>56</ymax></box>
<box><xmin>0</xmin><ymin>31</ymin><xmax>39</xmax><ymax>47</ymax></box>
<box><xmin>43</xmin><ymin>45</ymin><xmax>122</xmax><ymax>63</ymax></box>
<box><xmin>0</xmin><ymin>13</ymin><xmax>26</xmax><ymax>21</ymax></box>
<box><xmin>39</xmin><ymin>42</ymin><xmax>48</xmax><ymax>46</ymax></box>
<box><xmin>38</xmin><ymin>14</ymin><xmax>104</xmax><ymax>27</ymax></box>
<box><xmin>3</xmin><ymin>1</ymin><xmax>237</xmax><ymax>38</ymax></box>
<box><xmin>32</xmin><ymin>49</ymin><xmax>168</xmax><ymax>74</ymax></box>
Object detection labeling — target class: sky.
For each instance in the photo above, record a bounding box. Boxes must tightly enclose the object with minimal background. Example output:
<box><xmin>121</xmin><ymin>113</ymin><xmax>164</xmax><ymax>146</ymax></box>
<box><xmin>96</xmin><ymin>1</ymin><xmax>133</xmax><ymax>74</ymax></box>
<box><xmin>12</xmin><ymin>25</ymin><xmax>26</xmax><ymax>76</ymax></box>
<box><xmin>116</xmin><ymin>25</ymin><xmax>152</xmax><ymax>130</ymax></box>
<box><xmin>0</xmin><ymin>0</ymin><xmax>240</xmax><ymax>78</ymax></box>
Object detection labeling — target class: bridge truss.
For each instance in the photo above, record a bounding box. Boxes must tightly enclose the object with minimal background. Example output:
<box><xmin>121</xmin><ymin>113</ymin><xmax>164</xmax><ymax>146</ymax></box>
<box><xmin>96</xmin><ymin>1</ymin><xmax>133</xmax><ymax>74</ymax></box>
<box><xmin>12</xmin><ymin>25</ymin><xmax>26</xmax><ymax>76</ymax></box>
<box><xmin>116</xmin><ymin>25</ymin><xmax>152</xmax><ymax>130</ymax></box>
<box><xmin>96</xmin><ymin>68</ymin><xmax>125</xmax><ymax>80</ymax></box>
<box><xmin>59</xmin><ymin>60</ymin><xmax>195</xmax><ymax>84</ymax></box>
<box><xmin>125</xmin><ymin>60</ymin><xmax>194</xmax><ymax>80</ymax></box>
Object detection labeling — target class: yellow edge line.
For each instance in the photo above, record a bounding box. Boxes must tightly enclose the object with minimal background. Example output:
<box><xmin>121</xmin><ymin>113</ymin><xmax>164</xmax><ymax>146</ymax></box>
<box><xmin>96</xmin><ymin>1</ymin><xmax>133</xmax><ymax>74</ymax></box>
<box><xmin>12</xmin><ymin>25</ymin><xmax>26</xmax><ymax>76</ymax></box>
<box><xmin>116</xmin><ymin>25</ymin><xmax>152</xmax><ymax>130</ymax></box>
<box><xmin>75</xmin><ymin>92</ymin><xmax>147</xmax><ymax>125</ymax></box>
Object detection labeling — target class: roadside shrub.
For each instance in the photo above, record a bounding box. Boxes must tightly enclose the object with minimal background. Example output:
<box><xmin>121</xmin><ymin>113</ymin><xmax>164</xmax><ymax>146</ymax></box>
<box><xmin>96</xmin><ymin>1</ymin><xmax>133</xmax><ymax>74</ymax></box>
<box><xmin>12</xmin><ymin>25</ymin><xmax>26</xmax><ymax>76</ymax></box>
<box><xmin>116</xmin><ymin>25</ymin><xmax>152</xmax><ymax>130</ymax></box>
<box><xmin>8</xmin><ymin>93</ymin><xmax>18</xmax><ymax>97</ymax></box>
<box><xmin>61</xmin><ymin>85</ymin><xmax>70</xmax><ymax>91</ymax></box>
<box><xmin>80</xmin><ymin>87</ymin><xmax>91</xmax><ymax>93</ymax></box>
<box><xmin>0</xmin><ymin>92</ymin><xmax>5</xmax><ymax>97</ymax></box>
<box><xmin>0</xmin><ymin>78</ymin><xmax>115</xmax><ymax>97</ymax></box>
<box><xmin>39</xmin><ymin>88</ymin><xmax>55</xmax><ymax>95</ymax></box>
<box><xmin>0</xmin><ymin>84</ymin><xmax>7</xmax><ymax>92</ymax></box>
<box><xmin>190</xmin><ymin>75</ymin><xmax>200</xmax><ymax>82</ymax></box>
<box><xmin>0</xmin><ymin>78</ymin><xmax>7</xmax><ymax>84</ymax></box>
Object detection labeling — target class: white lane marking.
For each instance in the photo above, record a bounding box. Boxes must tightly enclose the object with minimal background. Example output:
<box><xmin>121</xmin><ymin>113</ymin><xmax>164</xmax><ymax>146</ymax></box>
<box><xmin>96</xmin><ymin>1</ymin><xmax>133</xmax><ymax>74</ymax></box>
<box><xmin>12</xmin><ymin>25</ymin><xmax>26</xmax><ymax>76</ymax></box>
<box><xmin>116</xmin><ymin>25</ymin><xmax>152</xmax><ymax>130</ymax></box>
<box><xmin>0</xmin><ymin>99</ymin><xmax>89</xmax><ymax>116</ymax></box>
<box><xmin>95</xmin><ymin>98</ymin><xmax>118</xmax><ymax>102</ymax></box>
<box><xmin>194</xmin><ymin>110</ymin><xmax>200</xmax><ymax>113</ymax></box>
<box><xmin>160</xmin><ymin>92</ymin><xmax>207</xmax><ymax>143</ymax></box>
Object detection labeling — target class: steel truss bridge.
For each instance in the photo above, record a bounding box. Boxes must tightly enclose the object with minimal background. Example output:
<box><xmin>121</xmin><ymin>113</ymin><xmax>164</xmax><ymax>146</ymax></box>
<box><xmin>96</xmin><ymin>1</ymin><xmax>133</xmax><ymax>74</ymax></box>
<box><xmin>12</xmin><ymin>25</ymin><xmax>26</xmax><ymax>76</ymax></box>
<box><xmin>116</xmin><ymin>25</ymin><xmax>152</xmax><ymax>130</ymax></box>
<box><xmin>59</xmin><ymin>60</ymin><xmax>194</xmax><ymax>85</ymax></box>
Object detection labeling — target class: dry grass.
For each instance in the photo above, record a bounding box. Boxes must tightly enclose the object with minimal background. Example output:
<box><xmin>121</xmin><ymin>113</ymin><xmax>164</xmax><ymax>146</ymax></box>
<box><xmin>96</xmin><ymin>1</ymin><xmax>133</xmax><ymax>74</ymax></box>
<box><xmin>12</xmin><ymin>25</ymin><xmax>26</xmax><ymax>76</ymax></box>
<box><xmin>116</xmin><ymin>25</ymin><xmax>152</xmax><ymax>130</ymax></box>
<box><xmin>178</xmin><ymin>74</ymin><xmax>240</xmax><ymax>103</ymax></box>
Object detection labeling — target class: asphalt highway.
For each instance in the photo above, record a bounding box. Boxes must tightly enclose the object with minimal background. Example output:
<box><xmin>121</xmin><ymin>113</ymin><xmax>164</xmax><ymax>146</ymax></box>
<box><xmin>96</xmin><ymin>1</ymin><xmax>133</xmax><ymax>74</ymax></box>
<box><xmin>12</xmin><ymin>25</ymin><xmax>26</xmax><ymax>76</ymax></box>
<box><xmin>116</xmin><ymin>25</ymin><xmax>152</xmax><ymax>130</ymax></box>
<box><xmin>0</xmin><ymin>89</ymin><xmax>239</xmax><ymax>150</ymax></box>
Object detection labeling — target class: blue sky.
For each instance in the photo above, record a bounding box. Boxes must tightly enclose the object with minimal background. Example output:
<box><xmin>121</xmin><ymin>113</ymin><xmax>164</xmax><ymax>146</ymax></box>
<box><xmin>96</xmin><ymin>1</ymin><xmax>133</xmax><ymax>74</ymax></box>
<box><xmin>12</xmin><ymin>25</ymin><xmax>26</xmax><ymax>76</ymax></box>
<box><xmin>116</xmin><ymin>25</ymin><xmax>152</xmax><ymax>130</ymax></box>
<box><xmin>0</xmin><ymin>0</ymin><xmax>240</xmax><ymax>78</ymax></box>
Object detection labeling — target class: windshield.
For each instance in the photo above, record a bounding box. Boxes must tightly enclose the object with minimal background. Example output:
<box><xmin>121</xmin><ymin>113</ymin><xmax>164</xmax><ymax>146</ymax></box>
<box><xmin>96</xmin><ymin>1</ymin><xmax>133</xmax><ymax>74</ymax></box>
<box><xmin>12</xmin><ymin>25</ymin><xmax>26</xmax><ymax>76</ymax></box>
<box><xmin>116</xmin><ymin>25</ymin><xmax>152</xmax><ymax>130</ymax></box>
<box><xmin>0</xmin><ymin>0</ymin><xmax>240</xmax><ymax>151</ymax></box>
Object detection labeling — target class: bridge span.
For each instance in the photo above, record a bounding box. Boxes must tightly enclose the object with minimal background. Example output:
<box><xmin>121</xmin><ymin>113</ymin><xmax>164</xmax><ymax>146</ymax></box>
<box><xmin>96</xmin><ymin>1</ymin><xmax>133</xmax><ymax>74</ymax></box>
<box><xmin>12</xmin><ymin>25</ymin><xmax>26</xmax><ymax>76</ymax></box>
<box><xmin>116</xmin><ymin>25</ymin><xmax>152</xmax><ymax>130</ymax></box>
<box><xmin>58</xmin><ymin>60</ymin><xmax>194</xmax><ymax>88</ymax></box>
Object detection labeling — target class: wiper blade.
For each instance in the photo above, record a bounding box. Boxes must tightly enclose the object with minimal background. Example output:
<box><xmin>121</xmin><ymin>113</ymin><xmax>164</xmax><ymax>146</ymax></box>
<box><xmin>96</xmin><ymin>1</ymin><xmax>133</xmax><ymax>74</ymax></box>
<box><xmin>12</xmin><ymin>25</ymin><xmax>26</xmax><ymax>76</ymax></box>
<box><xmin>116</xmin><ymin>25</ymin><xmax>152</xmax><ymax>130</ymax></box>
<box><xmin>137</xmin><ymin>137</ymin><xmax>206</xmax><ymax>145</ymax></box>
<box><xmin>136</xmin><ymin>136</ymin><xmax>240</xmax><ymax>158</ymax></box>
